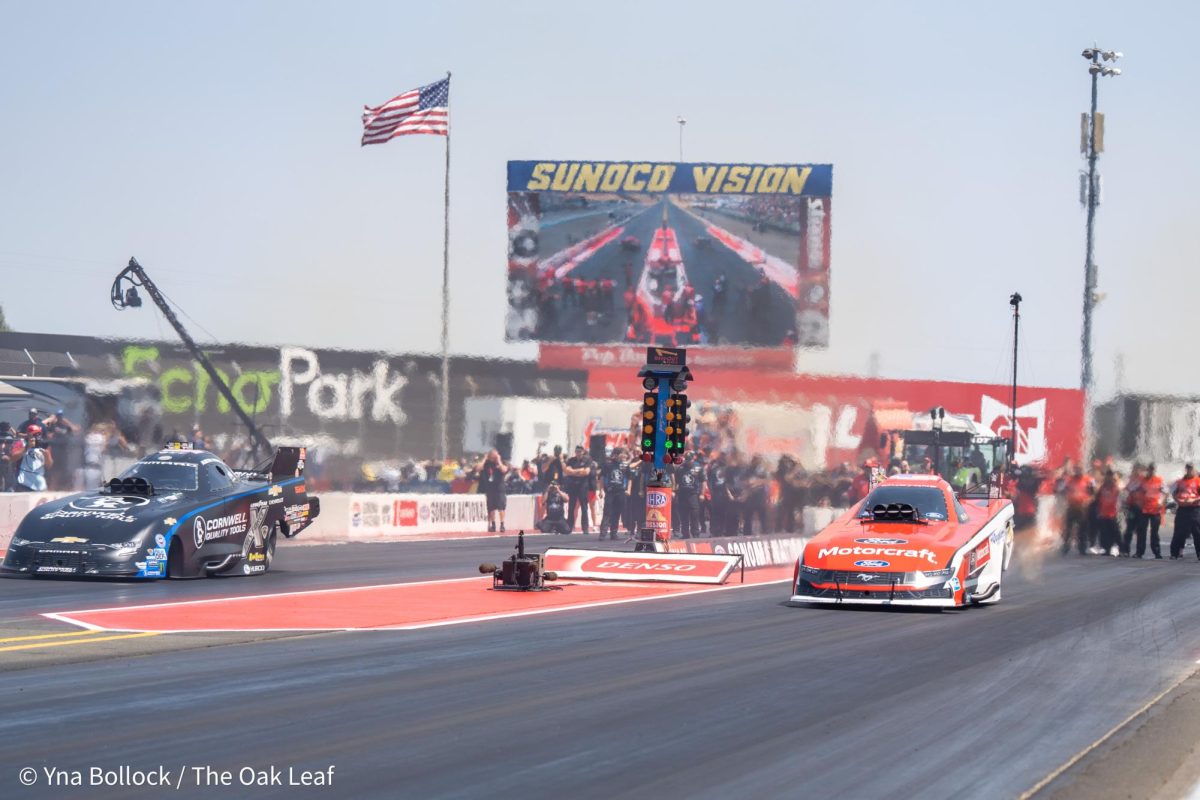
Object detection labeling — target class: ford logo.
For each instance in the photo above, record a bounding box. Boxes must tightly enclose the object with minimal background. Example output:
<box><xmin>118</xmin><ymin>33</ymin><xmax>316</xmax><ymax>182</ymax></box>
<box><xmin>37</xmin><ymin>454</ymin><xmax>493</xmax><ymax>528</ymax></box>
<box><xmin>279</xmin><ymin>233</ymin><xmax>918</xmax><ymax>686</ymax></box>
<box><xmin>854</xmin><ymin>560</ymin><xmax>890</xmax><ymax>568</ymax></box>
<box><xmin>855</xmin><ymin>537</ymin><xmax>907</xmax><ymax>545</ymax></box>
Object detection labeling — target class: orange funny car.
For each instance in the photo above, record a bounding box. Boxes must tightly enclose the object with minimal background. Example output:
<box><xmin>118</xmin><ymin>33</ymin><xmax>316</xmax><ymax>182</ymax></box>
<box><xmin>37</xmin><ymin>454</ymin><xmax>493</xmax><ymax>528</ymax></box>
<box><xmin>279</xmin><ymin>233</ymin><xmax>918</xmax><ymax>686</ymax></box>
<box><xmin>790</xmin><ymin>474</ymin><xmax>1014</xmax><ymax>608</ymax></box>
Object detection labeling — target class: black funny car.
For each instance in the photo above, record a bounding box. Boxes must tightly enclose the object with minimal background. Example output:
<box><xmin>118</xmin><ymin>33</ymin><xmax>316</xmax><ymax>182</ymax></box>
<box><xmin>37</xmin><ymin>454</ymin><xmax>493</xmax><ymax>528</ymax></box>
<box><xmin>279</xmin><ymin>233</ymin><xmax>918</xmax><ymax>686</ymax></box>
<box><xmin>2</xmin><ymin>444</ymin><xmax>319</xmax><ymax>579</ymax></box>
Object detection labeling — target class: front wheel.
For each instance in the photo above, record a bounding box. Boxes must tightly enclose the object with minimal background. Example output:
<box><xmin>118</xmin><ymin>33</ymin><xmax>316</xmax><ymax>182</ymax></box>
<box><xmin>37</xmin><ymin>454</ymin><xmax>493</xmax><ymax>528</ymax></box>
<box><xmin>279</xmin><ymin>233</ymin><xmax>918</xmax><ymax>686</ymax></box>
<box><xmin>166</xmin><ymin>538</ymin><xmax>187</xmax><ymax>579</ymax></box>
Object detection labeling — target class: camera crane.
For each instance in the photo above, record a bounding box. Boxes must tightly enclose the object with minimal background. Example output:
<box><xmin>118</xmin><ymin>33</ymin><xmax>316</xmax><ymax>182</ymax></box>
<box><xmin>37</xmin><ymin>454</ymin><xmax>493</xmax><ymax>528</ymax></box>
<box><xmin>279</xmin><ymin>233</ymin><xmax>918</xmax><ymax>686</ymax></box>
<box><xmin>110</xmin><ymin>257</ymin><xmax>273</xmax><ymax>462</ymax></box>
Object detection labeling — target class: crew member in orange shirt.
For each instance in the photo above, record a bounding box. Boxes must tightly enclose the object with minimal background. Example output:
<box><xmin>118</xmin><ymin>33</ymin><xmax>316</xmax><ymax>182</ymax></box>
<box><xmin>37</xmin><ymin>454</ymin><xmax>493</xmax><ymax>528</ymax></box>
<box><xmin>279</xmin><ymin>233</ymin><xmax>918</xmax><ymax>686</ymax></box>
<box><xmin>1060</xmin><ymin>464</ymin><xmax>1094</xmax><ymax>556</ymax></box>
<box><xmin>1120</xmin><ymin>463</ymin><xmax>1145</xmax><ymax>557</ymax></box>
<box><xmin>1094</xmin><ymin>469</ymin><xmax>1122</xmax><ymax>556</ymax></box>
<box><xmin>850</xmin><ymin>459</ymin><xmax>876</xmax><ymax>504</ymax></box>
<box><xmin>1169</xmin><ymin>463</ymin><xmax>1200</xmax><ymax>560</ymax></box>
<box><xmin>1133</xmin><ymin>463</ymin><xmax>1166</xmax><ymax>559</ymax></box>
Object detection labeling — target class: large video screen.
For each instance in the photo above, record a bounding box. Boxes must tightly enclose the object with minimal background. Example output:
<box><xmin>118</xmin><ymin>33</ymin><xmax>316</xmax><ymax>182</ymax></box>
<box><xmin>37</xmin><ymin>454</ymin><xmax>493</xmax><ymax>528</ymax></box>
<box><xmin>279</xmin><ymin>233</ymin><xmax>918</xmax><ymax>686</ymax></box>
<box><xmin>505</xmin><ymin>160</ymin><xmax>832</xmax><ymax>348</ymax></box>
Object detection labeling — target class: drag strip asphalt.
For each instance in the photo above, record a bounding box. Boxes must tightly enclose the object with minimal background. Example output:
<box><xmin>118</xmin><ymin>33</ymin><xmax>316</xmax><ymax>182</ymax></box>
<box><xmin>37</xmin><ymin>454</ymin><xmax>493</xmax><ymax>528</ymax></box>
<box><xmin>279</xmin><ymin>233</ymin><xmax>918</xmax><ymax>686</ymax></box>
<box><xmin>2</xmin><ymin>537</ymin><xmax>1199</xmax><ymax>799</ymax></box>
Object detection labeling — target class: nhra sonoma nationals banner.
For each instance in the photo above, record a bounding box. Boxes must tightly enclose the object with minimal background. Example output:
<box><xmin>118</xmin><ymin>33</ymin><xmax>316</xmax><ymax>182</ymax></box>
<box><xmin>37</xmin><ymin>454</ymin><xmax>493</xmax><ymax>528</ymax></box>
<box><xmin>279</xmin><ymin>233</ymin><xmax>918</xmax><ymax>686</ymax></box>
<box><xmin>505</xmin><ymin>160</ymin><xmax>833</xmax><ymax>350</ymax></box>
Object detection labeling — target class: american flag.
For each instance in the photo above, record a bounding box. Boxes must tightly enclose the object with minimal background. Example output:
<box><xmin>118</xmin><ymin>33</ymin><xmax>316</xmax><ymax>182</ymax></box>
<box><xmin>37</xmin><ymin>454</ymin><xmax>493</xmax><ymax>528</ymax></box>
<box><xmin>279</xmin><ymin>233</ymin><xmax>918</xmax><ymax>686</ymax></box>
<box><xmin>361</xmin><ymin>77</ymin><xmax>450</xmax><ymax>145</ymax></box>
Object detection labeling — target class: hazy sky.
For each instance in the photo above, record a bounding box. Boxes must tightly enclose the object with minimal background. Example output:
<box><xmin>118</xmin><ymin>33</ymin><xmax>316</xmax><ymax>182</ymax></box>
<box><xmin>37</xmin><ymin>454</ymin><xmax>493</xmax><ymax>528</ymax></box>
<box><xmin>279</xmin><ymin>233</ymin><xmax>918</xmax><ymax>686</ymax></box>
<box><xmin>2</xmin><ymin>1</ymin><xmax>1195</xmax><ymax>399</ymax></box>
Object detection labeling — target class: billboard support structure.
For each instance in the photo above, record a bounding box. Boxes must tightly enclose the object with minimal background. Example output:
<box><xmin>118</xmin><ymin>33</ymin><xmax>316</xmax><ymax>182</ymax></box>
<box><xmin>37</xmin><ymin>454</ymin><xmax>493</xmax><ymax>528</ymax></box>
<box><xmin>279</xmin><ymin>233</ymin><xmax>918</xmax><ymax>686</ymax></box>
<box><xmin>438</xmin><ymin>71</ymin><xmax>452</xmax><ymax>463</ymax></box>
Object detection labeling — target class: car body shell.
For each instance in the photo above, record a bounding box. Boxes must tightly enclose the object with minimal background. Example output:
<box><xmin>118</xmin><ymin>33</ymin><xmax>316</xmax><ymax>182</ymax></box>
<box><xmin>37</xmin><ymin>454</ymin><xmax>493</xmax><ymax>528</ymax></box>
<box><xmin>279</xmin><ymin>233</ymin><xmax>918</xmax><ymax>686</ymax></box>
<box><xmin>2</xmin><ymin>447</ymin><xmax>318</xmax><ymax>580</ymax></box>
<box><xmin>789</xmin><ymin>474</ymin><xmax>1014</xmax><ymax>608</ymax></box>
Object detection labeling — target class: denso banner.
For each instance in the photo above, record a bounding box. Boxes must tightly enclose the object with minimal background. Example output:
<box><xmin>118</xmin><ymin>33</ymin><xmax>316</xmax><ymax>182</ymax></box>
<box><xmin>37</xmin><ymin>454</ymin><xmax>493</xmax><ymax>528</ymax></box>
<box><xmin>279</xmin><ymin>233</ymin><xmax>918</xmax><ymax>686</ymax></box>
<box><xmin>543</xmin><ymin>548</ymin><xmax>742</xmax><ymax>585</ymax></box>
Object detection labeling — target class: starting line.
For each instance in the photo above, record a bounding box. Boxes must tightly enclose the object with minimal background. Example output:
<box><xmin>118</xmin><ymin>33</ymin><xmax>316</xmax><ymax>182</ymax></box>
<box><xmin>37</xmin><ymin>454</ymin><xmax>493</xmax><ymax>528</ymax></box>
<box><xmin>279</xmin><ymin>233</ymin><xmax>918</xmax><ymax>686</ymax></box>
<box><xmin>44</xmin><ymin>566</ymin><xmax>793</xmax><ymax>633</ymax></box>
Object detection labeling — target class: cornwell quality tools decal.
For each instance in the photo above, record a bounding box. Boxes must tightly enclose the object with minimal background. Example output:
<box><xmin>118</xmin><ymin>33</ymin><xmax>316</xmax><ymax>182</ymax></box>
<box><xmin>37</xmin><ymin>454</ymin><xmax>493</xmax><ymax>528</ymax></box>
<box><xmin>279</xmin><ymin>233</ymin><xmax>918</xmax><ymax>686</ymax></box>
<box><xmin>192</xmin><ymin>512</ymin><xmax>249</xmax><ymax>549</ymax></box>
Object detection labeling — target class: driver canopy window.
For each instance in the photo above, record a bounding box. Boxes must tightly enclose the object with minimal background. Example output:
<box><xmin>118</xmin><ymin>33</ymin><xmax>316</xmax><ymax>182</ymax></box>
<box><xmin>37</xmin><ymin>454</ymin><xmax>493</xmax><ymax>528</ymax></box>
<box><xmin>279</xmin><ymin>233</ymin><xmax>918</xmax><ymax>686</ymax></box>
<box><xmin>204</xmin><ymin>461</ymin><xmax>234</xmax><ymax>490</ymax></box>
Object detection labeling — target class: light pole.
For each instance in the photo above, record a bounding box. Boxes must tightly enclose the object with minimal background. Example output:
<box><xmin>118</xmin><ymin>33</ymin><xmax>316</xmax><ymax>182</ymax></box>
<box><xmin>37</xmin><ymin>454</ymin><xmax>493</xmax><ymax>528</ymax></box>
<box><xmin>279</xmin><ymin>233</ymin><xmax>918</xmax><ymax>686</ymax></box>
<box><xmin>1079</xmin><ymin>46</ymin><xmax>1121</xmax><ymax>460</ymax></box>
<box><xmin>676</xmin><ymin>115</ymin><xmax>686</xmax><ymax>161</ymax></box>
<box><xmin>1009</xmin><ymin>292</ymin><xmax>1022</xmax><ymax>464</ymax></box>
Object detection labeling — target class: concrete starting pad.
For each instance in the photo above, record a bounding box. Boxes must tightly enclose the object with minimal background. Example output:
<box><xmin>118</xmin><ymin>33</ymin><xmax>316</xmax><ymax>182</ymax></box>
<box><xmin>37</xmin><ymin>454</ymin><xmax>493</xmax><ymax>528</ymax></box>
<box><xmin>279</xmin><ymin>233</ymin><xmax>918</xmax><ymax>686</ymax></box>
<box><xmin>543</xmin><ymin>548</ymin><xmax>744</xmax><ymax>584</ymax></box>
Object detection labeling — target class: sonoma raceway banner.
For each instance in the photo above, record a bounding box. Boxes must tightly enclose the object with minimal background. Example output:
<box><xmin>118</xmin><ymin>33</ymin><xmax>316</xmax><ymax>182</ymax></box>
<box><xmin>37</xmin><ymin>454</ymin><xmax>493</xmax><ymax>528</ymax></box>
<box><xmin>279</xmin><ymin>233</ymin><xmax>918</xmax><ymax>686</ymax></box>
<box><xmin>505</xmin><ymin>160</ymin><xmax>832</xmax><ymax>351</ymax></box>
<box><xmin>342</xmin><ymin>493</ymin><xmax>538</xmax><ymax>539</ymax></box>
<box><xmin>666</xmin><ymin>534</ymin><xmax>808</xmax><ymax>569</ymax></box>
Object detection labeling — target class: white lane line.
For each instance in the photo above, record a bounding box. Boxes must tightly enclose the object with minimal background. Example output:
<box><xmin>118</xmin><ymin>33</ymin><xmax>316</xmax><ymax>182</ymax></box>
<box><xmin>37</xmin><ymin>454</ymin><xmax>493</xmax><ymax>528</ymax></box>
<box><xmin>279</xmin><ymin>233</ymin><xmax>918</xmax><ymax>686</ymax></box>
<box><xmin>1018</xmin><ymin>664</ymin><xmax>1200</xmax><ymax>799</ymax></box>
<box><xmin>42</xmin><ymin>578</ymin><xmax>792</xmax><ymax>634</ymax></box>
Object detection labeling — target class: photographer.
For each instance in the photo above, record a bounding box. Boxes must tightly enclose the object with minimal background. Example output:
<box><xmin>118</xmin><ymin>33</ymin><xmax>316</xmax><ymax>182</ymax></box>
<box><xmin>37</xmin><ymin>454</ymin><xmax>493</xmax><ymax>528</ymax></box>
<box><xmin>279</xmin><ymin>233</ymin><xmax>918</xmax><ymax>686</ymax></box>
<box><xmin>536</xmin><ymin>480</ymin><xmax>570</xmax><ymax>534</ymax></box>
<box><xmin>15</xmin><ymin>428</ymin><xmax>52</xmax><ymax>492</ymax></box>
<box><xmin>477</xmin><ymin>449</ymin><xmax>509</xmax><ymax>533</ymax></box>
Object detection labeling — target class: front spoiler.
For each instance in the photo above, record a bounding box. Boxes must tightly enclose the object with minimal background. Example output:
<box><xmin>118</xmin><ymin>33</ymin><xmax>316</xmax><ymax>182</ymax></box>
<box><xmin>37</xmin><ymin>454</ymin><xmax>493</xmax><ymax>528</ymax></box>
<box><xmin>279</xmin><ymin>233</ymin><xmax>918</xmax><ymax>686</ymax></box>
<box><xmin>1</xmin><ymin>548</ymin><xmax>160</xmax><ymax>580</ymax></box>
<box><xmin>1</xmin><ymin>563</ymin><xmax>155</xmax><ymax>580</ymax></box>
<box><xmin>788</xmin><ymin>593</ymin><xmax>959</xmax><ymax>608</ymax></box>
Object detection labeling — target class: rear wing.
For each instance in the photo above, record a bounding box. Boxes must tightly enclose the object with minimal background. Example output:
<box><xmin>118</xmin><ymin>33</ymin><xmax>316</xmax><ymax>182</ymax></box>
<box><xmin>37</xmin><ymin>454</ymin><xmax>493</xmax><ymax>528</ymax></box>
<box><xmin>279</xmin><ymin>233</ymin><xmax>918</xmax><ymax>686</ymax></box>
<box><xmin>235</xmin><ymin>446</ymin><xmax>309</xmax><ymax>483</ymax></box>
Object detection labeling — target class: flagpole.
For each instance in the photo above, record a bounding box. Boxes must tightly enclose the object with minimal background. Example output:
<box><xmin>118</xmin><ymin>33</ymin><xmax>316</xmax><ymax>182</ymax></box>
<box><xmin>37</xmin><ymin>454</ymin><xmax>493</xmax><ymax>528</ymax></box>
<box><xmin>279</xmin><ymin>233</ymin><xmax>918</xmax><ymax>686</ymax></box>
<box><xmin>438</xmin><ymin>71</ymin><xmax>452</xmax><ymax>464</ymax></box>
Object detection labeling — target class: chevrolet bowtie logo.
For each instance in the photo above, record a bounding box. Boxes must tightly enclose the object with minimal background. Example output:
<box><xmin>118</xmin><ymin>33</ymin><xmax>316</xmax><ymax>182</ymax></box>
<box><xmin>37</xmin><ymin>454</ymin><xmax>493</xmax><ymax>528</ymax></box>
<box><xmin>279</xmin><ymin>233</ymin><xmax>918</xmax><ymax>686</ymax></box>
<box><xmin>51</xmin><ymin>536</ymin><xmax>88</xmax><ymax>544</ymax></box>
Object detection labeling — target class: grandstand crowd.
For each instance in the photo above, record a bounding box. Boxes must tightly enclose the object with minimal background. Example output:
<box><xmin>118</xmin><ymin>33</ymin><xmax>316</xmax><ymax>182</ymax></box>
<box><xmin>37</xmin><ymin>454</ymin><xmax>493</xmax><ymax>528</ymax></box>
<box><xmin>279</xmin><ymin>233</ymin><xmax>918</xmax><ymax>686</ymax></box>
<box><xmin>5</xmin><ymin>401</ymin><xmax>1196</xmax><ymax>557</ymax></box>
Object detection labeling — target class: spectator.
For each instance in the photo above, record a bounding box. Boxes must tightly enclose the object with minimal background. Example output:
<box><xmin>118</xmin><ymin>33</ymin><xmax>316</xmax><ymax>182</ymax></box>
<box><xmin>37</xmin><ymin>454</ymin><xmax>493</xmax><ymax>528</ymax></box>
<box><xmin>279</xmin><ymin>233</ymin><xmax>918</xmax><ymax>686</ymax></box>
<box><xmin>563</xmin><ymin>445</ymin><xmax>593</xmax><ymax>534</ymax></box>
<box><xmin>42</xmin><ymin>408</ymin><xmax>81</xmax><ymax>488</ymax></box>
<box><xmin>16</xmin><ymin>408</ymin><xmax>43</xmax><ymax>435</ymax></box>
<box><xmin>740</xmin><ymin>454</ymin><xmax>770</xmax><ymax>535</ymax></box>
<box><xmin>599</xmin><ymin>447</ymin><xmax>630</xmax><ymax>541</ymax></box>
<box><xmin>0</xmin><ymin>422</ymin><xmax>17</xmax><ymax>491</ymax></box>
<box><xmin>15</xmin><ymin>429</ymin><xmax>52</xmax><ymax>492</ymax></box>
<box><xmin>81</xmin><ymin>423</ymin><xmax>110</xmax><ymax>489</ymax></box>
<box><xmin>706</xmin><ymin>450</ymin><xmax>734</xmax><ymax>536</ymax></box>
<box><xmin>189</xmin><ymin>425</ymin><xmax>207</xmax><ymax>451</ymax></box>
<box><xmin>627</xmin><ymin>451</ymin><xmax>654</xmax><ymax>536</ymax></box>
<box><xmin>775</xmin><ymin>455</ymin><xmax>807</xmax><ymax>534</ymax></box>
<box><xmin>673</xmin><ymin>450</ymin><xmax>706</xmax><ymax>539</ymax></box>
<box><xmin>477</xmin><ymin>449</ymin><xmax>509</xmax><ymax>533</ymax></box>
<box><xmin>587</xmin><ymin>451</ymin><xmax>601</xmax><ymax>530</ymax></box>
